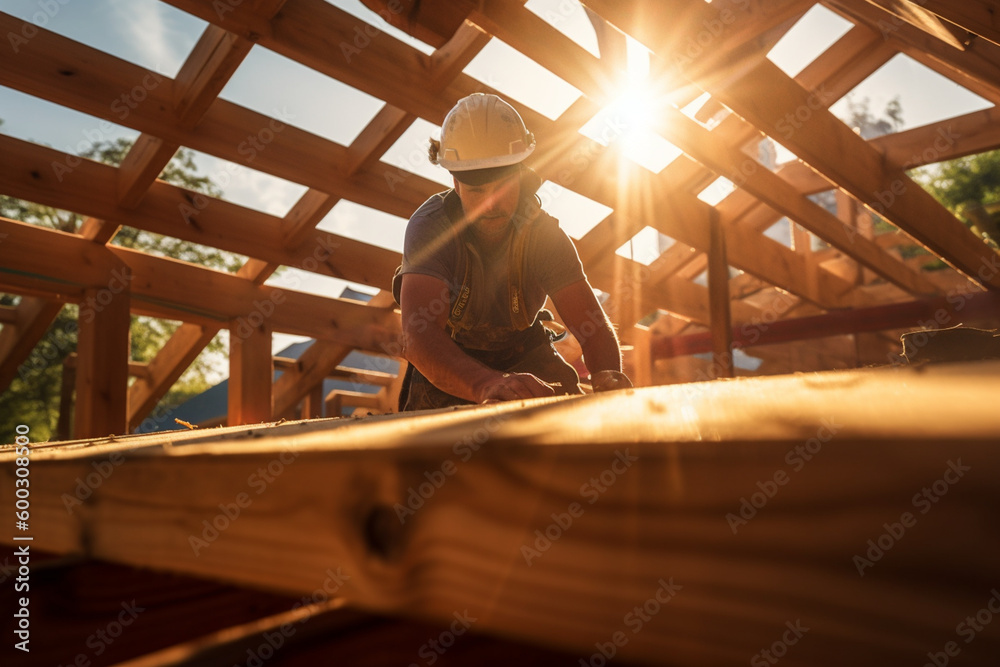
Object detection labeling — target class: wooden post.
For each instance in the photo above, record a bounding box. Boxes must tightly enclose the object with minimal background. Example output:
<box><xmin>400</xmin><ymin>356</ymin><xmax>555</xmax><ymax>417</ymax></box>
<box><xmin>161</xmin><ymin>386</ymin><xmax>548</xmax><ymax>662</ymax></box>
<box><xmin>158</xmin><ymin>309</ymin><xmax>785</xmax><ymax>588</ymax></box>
<box><xmin>629</xmin><ymin>325</ymin><xmax>652</xmax><ymax>388</ymax></box>
<box><xmin>58</xmin><ymin>356</ymin><xmax>76</xmax><ymax>440</ymax></box>
<box><xmin>74</xmin><ymin>281</ymin><xmax>131</xmax><ymax>439</ymax></box>
<box><xmin>301</xmin><ymin>382</ymin><xmax>325</xmax><ymax>419</ymax></box>
<box><xmin>228</xmin><ymin>319</ymin><xmax>273</xmax><ymax>426</ymax></box>
<box><xmin>707</xmin><ymin>211</ymin><xmax>734</xmax><ymax>379</ymax></box>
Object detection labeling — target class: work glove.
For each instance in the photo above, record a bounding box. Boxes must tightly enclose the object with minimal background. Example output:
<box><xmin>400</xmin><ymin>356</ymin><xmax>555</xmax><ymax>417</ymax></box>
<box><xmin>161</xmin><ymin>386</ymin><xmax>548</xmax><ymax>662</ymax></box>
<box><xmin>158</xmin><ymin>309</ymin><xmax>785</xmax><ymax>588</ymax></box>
<box><xmin>591</xmin><ymin>370</ymin><xmax>633</xmax><ymax>393</ymax></box>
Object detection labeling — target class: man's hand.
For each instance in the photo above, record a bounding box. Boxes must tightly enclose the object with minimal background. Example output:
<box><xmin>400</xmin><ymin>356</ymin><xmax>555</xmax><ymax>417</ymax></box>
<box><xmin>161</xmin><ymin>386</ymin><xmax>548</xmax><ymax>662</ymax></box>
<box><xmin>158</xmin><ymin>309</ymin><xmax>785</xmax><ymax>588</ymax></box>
<box><xmin>591</xmin><ymin>370</ymin><xmax>633</xmax><ymax>393</ymax></box>
<box><xmin>476</xmin><ymin>372</ymin><xmax>556</xmax><ymax>403</ymax></box>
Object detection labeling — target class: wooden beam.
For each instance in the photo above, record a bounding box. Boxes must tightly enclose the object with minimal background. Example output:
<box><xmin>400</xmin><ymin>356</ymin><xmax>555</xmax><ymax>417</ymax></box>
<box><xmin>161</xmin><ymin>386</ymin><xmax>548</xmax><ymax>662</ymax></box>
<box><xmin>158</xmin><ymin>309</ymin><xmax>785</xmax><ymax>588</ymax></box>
<box><xmin>0</xmin><ymin>217</ymin><xmax>124</xmax><ymax>296</ymax></box>
<box><xmin>74</xmin><ymin>282</ymin><xmax>131</xmax><ymax>438</ymax></box>
<box><xmin>643</xmin><ymin>97</ymin><xmax>941</xmax><ymax>296</ymax></box>
<box><xmin>919</xmin><ymin>0</ymin><xmax>1000</xmax><ymax>49</ymax></box>
<box><xmin>737</xmin><ymin>106</ymin><xmax>1000</xmax><ymax>218</ymax></box>
<box><xmin>0</xmin><ymin>299</ymin><xmax>63</xmax><ymax>395</ymax></box>
<box><xmin>480</xmin><ymin>8</ymin><xmax>890</xmax><ymax>310</ymax></box>
<box><xmin>706</xmin><ymin>59</ymin><xmax>1000</xmax><ymax>290</ymax></box>
<box><xmin>654</xmin><ymin>290</ymin><xmax>1000</xmax><ymax>358</ymax></box>
<box><xmin>228</xmin><ymin>320</ymin><xmax>273</xmax><ymax>425</ymax></box>
<box><xmin>125</xmin><ymin>13</ymin><xmax>493</xmax><ymax>431</ymax></box>
<box><xmin>707</xmin><ymin>213</ymin><xmax>734</xmax><ymax>378</ymax></box>
<box><xmin>0</xmin><ymin>218</ymin><xmax>401</xmax><ymax>350</ymax></box>
<box><xmin>119</xmin><ymin>246</ymin><xmax>399</xmax><ymax>347</ymax></box>
<box><xmin>581</xmin><ymin>0</ymin><xmax>814</xmax><ymax>91</ymax></box>
<box><xmin>0</xmin><ymin>135</ymin><xmax>401</xmax><ymax>291</ymax></box>
<box><xmin>7</xmin><ymin>363</ymin><xmax>1000</xmax><ymax>663</ymax></box>
<box><xmin>860</xmin><ymin>0</ymin><xmax>970</xmax><ymax>49</ymax></box>
<box><xmin>0</xmin><ymin>212</ymin><xmax>139</xmax><ymax>396</ymax></box>
<box><xmin>360</xmin><ymin>0</ymin><xmax>476</xmax><ymax>48</ymax></box>
<box><xmin>674</xmin><ymin>22</ymin><xmax>895</xmax><ymax>202</ymax></box>
<box><xmin>301</xmin><ymin>382</ymin><xmax>325</xmax><ymax>419</ymax></box>
<box><xmin>0</xmin><ymin>12</ymin><xmax>440</xmax><ymax>219</ymax></box>
<box><xmin>878</xmin><ymin>106</ymin><xmax>1000</xmax><ymax>169</ymax></box>
<box><xmin>824</xmin><ymin>0</ymin><xmax>1000</xmax><ymax>105</ymax></box>
<box><xmin>127</xmin><ymin>325</ymin><xmax>218</xmax><ymax>433</ymax></box>
<box><xmin>271</xmin><ymin>291</ymin><xmax>397</xmax><ymax>418</ymax></box>
<box><xmin>581</xmin><ymin>2</ymin><xmax>998</xmax><ymax>291</ymax></box>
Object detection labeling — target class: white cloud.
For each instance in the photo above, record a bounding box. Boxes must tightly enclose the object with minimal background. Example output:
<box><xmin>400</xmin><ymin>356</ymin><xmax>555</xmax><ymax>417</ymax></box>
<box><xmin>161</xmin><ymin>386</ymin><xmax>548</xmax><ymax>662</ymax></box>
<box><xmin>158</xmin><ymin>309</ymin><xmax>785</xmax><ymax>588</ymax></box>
<box><xmin>108</xmin><ymin>0</ymin><xmax>180</xmax><ymax>74</ymax></box>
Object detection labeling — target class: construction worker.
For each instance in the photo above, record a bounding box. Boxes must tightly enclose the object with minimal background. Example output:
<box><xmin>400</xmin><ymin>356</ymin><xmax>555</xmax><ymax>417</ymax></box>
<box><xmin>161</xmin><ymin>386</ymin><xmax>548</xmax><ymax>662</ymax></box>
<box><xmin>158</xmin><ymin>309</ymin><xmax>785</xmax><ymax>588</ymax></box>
<box><xmin>393</xmin><ymin>93</ymin><xmax>631</xmax><ymax>410</ymax></box>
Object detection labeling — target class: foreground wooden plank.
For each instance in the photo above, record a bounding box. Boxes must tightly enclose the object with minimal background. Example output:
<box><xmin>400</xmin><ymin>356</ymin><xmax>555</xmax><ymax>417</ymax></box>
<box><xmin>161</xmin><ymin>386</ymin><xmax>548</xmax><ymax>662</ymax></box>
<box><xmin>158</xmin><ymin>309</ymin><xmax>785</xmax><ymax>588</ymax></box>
<box><xmin>3</xmin><ymin>362</ymin><xmax>1000</xmax><ymax>664</ymax></box>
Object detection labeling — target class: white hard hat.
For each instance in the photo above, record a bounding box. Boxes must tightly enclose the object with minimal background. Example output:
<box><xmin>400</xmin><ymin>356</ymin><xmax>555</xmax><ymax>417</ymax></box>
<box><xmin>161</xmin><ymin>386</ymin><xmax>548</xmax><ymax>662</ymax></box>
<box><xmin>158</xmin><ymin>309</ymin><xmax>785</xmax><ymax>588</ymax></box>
<box><xmin>430</xmin><ymin>93</ymin><xmax>536</xmax><ymax>173</ymax></box>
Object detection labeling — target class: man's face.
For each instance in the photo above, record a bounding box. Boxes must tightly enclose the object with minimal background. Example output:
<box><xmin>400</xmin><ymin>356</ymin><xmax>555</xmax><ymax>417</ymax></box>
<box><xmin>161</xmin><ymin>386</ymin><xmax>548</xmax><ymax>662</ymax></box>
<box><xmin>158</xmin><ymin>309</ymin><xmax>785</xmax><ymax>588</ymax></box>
<box><xmin>454</xmin><ymin>172</ymin><xmax>521</xmax><ymax>233</ymax></box>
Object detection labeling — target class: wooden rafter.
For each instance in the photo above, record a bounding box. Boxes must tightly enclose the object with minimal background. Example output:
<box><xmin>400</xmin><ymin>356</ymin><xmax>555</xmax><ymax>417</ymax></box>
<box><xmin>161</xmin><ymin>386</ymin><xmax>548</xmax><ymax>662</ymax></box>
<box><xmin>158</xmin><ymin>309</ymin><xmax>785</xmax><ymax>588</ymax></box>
<box><xmin>919</xmin><ymin>0</ymin><xmax>1000</xmax><ymax>49</ymax></box>
<box><xmin>0</xmin><ymin>8</ymin><xmax>284</xmax><ymax>397</ymax></box>
<box><xmin>0</xmin><ymin>135</ymin><xmax>400</xmax><ymax>289</ymax></box>
<box><xmin>824</xmin><ymin>0</ymin><xmax>1000</xmax><ymax>105</ymax></box>
<box><xmin>1</xmin><ymin>0</ymin><xmax>999</xmax><ymax>436</ymax></box>
<box><xmin>709</xmin><ymin>60</ymin><xmax>1000</xmax><ymax>289</ymax></box>
<box><xmin>0</xmin><ymin>217</ymin><xmax>400</xmax><ymax>349</ymax></box>
<box><xmin>655</xmin><ymin>290</ymin><xmax>1000</xmax><ymax>358</ymax></box>
<box><xmin>130</xmin><ymin>18</ymin><xmax>491</xmax><ymax>427</ymax></box>
<box><xmin>475</xmin><ymin>3</ymin><xmax>894</xmax><ymax>310</ymax></box>
<box><xmin>860</xmin><ymin>0</ymin><xmax>971</xmax><ymax>50</ymax></box>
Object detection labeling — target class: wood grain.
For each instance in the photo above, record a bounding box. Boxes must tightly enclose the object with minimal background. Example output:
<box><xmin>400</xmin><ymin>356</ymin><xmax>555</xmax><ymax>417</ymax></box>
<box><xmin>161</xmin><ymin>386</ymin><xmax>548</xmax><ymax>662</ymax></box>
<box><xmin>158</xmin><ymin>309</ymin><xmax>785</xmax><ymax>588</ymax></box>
<box><xmin>4</xmin><ymin>362</ymin><xmax>999</xmax><ymax>664</ymax></box>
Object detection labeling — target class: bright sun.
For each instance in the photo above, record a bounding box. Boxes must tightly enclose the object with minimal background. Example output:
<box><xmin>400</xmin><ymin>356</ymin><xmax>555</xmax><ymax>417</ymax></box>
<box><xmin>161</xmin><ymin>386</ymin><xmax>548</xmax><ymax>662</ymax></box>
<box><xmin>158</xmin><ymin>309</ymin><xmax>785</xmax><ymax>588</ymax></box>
<box><xmin>579</xmin><ymin>36</ymin><xmax>679</xmax><ymax>173</ymax></box>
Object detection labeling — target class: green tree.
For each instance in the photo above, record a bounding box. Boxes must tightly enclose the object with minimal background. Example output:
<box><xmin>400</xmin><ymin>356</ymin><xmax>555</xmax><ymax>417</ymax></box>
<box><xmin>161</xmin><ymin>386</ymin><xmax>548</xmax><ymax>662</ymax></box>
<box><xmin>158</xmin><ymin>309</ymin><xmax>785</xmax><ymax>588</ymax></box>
<box><xmin>1</xmin><ymin>136</ymin><xmax>239</xmax><ymax>442</ymax></box>
<box><xmin>915</xmin><ymin>150</ymin><xmax>1000</xmax><ymax>249</ymax></box>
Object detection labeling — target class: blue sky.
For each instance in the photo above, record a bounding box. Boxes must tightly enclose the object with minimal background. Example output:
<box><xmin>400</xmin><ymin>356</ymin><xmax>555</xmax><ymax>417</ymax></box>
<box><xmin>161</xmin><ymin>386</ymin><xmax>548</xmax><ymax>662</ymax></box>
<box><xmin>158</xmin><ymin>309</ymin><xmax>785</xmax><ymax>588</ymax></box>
<box><xmin>1</xmin><ymin>0</ymin><xmax>993</xmax><ymax>353</ymax></box>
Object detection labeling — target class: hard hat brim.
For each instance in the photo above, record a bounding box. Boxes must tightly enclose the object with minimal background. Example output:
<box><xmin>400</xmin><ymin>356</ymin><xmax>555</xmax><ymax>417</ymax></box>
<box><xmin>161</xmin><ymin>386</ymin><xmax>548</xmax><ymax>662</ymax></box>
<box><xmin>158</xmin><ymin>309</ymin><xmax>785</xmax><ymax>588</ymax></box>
<box><xmin>451</xmin><ymin>164</ymin><xmax>521</xmax><ymax>186</ymax></box>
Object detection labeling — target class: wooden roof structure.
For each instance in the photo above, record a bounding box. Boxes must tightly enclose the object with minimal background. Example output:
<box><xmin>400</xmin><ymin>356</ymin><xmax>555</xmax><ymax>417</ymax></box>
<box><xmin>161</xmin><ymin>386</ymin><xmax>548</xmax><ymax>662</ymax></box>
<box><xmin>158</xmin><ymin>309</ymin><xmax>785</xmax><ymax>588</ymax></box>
<box><xmin>2</xmin><ymin>0</ymin><xmax>1000</xmax><ymax>437</ymax></box>
<box><xmin>3</xmin><ymin>2</ymin><xmax>1000</xmax><ymax>663</ymax></box>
